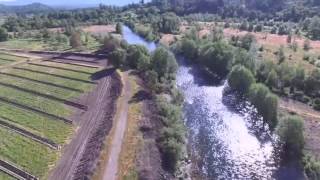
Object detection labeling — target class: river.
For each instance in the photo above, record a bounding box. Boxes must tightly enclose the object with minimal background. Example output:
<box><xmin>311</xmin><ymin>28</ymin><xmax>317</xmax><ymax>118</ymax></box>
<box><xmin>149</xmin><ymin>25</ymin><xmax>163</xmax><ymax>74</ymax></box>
<box><xmin>122</xmin><ymin>25</ymin><xmax>304</xmax><ymax>180</ymax></box>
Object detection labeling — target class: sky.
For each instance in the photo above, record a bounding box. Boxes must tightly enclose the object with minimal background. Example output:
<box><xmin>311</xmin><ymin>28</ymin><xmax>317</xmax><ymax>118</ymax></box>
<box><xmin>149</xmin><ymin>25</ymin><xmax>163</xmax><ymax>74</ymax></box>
<box><xmin>0</xmin><ymin>0</ymin><xmax>147</xmax><ymax>6</ymax></box>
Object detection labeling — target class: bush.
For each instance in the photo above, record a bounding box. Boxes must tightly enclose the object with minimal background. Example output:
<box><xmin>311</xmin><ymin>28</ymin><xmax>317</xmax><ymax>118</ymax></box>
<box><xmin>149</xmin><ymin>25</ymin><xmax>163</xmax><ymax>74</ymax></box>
<box><xmin>126</xmin><ymin>45</ymin><xmax>150</xmax><ymax>69</ymax></box>
<box><xmin>152</xmin><ymin>47</ymin><xmax>178</xmax><ymax>80</ymax></box>
<box><xmin>70</xmin><ymin>31</ymin><xmax>82</xmax><ymax>48</ymax></box>
<box><xmin>248</xmin><ymin>83</ymin><xmax>278</xmax><ymax>129</ymax></box>
<box><xmin>110</xmin><ymin>48</ymin><xmax>127</xmax><ymax>67</ymax></box>
<box><xmin>116</xmin><ymin>22</ymin><xmax>123</xmax><ymax>34</ymax></box>
<box><xmin>276</xmin><ymin>115</ymin><xmax>304</xmax><ymax>158</ymax></box>
<box><xmin>313</xmin><ymin>98</ymin><xmax>320</xmax><ymax>111</ymax></box>
<box><xmin>228</xmin><ymin>65</ymin><xmax>255</xmax><ymax>94</ymax></box>
<box><xmin>0</xmin><ymin>27</ymin><xmax>8</xmax><ymax>42</ymax></box>
<box><xmin>198</xmin><ymin>41</ymin><xmax>234</xmax><ymax>77</ymax></box>
<box><xmin>303</xmin><ymin>54</ymin><xmax>310</xmax><ymax>61</ymax></box>
<box><xmin>156</xmin><ymin>98</ymin><xmax>185</xmax><ymax>172</ymax></box>
<box><xmin>315</xmin><ymin>60</ymin><xmax>320</xmax><ymax>68</ymax></box>
<box><xmin>180</xmin><ymin>38</ymin><xmax>198</xmax><ymax>60</ymax></box>
<box><xmin>304</xmin><ymin>154</ymin><xmax>320</xmax><ymax>180</ymax></box>
<box><xmin>239</xmin><ymin>33</ymin><xmax>256</xmax><ymax>50</ymax></box>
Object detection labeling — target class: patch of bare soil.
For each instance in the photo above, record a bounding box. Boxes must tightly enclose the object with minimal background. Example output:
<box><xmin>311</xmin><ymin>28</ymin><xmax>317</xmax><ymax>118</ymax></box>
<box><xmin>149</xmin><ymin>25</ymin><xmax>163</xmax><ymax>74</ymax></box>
<box><xmin>48</xmin><ymin>67</ymin><xmax>121</xmax><ymax>180</ymax></box>
<box><xmin>160</xmin><ymin>34</ymin><xmax>180</xmax><ymax>46</ymax></box>
<box><xmin>82</xmin><ymin>25</ymin><xmax>116</xmax><ymax>36</ymax></box>
<box><xmin>279</xmin><ymin>98</ymin><xmax>320</xmax><ymax>160</ymax></box>
<box><xmin>223</xmin><ymin>28</ymin><xmax>320</xmax><ymax>50</ymax></box>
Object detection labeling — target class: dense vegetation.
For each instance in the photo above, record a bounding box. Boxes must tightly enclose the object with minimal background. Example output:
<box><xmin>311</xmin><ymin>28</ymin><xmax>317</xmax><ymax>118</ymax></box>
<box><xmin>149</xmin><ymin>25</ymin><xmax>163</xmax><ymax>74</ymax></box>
<box><xmin>105</xmin><ymin>34</ymin><xmax>185</xmax><ymax>173</ymax></box>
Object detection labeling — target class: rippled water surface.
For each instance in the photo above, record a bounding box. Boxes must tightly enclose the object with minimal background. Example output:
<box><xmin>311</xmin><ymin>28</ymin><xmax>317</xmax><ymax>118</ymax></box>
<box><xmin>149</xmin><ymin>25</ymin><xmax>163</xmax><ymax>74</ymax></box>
<box><xmin>122</xmin><ymin>26</ymin><xmax>303</xmax><ymax>180</ymax></box>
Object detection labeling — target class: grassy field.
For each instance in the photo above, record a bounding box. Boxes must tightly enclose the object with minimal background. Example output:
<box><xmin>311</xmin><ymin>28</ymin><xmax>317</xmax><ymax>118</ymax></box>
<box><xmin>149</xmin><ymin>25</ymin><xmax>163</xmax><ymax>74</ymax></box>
<box><xmin>0</xmin><ymin>54</ymin><xmax>100</xmax><ymax>179</ymax></box>
<box><xmin>0</xmin><ymin>171</ymin><xmax>15</xmax><ymax>180</ymax></box>
<box><xmin>0</xmin><ymin>52</ymin><xmax>28</xmax><ymax>66</ymax></box>
<box><xmin>0</xmin><ymin>126</ymin><xmax>56</xmax><ymax>178</ymax></box>
<box><xmin>0</xmin><ymin>33</ymin><xmax>101</xmax><ymax>52</ymax></box>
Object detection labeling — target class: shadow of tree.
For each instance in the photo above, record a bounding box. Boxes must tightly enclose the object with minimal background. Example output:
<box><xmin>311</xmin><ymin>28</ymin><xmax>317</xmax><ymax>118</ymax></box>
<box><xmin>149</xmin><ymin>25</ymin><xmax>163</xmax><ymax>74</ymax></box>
<box><xmin>129</xmin><ymin>90</ymin><xmax>152</xmax><ymax>104</ymax></box>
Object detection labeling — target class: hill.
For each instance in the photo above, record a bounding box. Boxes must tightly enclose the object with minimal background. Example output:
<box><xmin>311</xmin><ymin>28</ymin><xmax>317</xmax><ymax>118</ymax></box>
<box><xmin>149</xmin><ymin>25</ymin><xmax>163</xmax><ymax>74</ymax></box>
<box><xmin>0</xmin><ymin>3</ymin><xmax>54</xmax><ymax>14</ymax></box>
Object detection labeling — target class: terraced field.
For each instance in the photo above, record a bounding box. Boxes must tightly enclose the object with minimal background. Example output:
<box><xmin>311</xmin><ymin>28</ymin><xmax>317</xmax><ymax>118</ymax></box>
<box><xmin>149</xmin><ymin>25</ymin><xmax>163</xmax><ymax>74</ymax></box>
<box><xmin>0</xmin><ymin>52</ymin><xmax>102</xmax><ymax>179</ymax></box>
<box><xmin>0</xmin><ymin>52</ymin><xmax>28</xmax><ymax>66</ymax></box>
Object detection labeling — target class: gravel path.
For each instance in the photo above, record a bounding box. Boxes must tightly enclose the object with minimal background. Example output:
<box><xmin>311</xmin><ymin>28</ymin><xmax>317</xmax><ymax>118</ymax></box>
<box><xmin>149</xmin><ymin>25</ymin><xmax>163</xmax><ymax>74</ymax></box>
<box><xmin>103</xmin><ymin>71</ymin><xmax>132</xmax><ymax>180</ymax></box>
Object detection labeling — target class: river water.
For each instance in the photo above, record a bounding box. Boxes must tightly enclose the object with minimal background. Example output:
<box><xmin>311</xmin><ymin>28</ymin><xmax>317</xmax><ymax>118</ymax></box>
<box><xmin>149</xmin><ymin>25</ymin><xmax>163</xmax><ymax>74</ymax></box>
<box><xmin>122</xmin><ymin>26</ymin><xmax>303</xmax><ymax>180</ymax></box>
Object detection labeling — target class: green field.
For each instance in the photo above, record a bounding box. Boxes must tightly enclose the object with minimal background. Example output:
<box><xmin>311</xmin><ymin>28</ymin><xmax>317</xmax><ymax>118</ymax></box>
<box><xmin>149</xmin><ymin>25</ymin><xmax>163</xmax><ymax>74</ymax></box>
<box><xmin>0</xmin><ymin>127</ymin><xmax>56</xmax><ymax>178</ymax></box>
<box><xmin>0</xmin><ymin>171</ymin><xmax>15</xmax><ymax>180</ymax></box>
<box><xmin>0</xmin><ymin>55</ymin><xmax>100</xmax><ymax>179</ymax></box>
<box><xmin>0</xmin><ymin>52</ymin><xmax>28</xmax><ymax>66</ymax></box>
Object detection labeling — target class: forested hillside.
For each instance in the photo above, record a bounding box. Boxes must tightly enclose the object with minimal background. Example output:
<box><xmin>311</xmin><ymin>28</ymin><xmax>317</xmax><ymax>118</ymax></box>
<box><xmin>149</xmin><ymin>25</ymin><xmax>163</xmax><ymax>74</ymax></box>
<box><xmin>0</xmin><ymin>3</ymin><xmax>54</xmax><ymax>14</ymax></box>
<box><xmin>151</xmin><ymin>0</ymin><xmax>320</xmax><ymax>21</ymax></box>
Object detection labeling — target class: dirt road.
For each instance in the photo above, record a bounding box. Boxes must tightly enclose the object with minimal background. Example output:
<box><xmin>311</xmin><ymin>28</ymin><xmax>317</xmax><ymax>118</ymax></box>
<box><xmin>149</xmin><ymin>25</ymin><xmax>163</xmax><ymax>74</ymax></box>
<box><xmin>49</xmin><ymin>69</ymin><xmax>114</xmax><ymax>179</ymax></box>
<box><xmin>103</xmin><ymin>71</ymin><xmax>132</xmax><ymax>180</ymax></box>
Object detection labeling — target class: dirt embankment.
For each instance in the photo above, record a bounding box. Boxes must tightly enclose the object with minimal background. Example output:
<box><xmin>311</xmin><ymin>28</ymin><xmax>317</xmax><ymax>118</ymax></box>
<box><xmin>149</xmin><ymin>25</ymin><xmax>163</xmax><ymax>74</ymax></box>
<box><xmin>48</xmin><ymin>67</ymin><xmax>121</xmax><ymax>180</ymax></box>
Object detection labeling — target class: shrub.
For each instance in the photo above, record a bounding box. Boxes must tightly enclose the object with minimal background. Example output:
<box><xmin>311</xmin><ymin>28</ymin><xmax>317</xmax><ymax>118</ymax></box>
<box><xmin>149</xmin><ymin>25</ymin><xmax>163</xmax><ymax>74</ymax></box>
<box><xmin>109</xmin><ymin>48</ymin><xmax>126</xmax><ymax>67</ymax></box>
<box><xmin>228</xmin><ymin>65</ymin><xmax>255</xmax><ymax>94</ymax></box>
<box><xmin>0</xmin><ymin>27</ymin><xmax>8</xmax><ymax>42</ymax></box>
<box><xmin>303</xmin><ymin>54</ymin><xmax>310</xmax><ymax>61</ymax></box>
<box><xmin>198</xmin><ymin>41</ymin><xmax>234</xmax><ymax>77</ymax></box>
<box><xmin>315</xmin><ymin>60</ymin><xmax>320</xmax><ymax>68</ymax></box>
<box><xmin>152</xmin><ymin>47</ymin><xmax>178</xmax><ymax>80</ymax></box>
<box><xmin>276</xmin><ymin>115</ymin><xmax>304</xmax><ymax>158</ymax></box>
<box><xmin>126</xmin><ymin>45</ymin><xmax>150</xmax><ymax>69</ymax></box>
<box><xmin>239</xmin><ymin>33</ymin><xmax>256</xmax><ymax>50</ymax></box>
<box><xmin>304</xmin><ymin>39</ymin><xmax>311</xmax><ymax>51</ymax></box>
<box><xmin>304</xmin><ymin>154</ymin><xmax>320</xmax><ymax>180</ymax></box>
<box><xmin>116</xmin><ymin>22</ymin><xmax>123</xmax><ymax>34</ymax></box>
<box><xmin>277</xmin><ymin>45</ymin><xmax>286</xmax><ymax>64</ymax></box>
<box><xmin>180</xmin><ymin>38</ymin><xmax>198</xmax><ymax>60</ymax></box>
<box><xmin>313</xmin><ymin>98</ymin><xmax>320</xmax><ymax>110</ymax></box>
<box><xmin>248</xmin><ymin>83</ymin><xmax>278</xmax><ymax>129</ymax></box>
<box><xmin>70</xmin><ymin>31</ymin><xmax>82</xmax><ymax>48</ymax></box>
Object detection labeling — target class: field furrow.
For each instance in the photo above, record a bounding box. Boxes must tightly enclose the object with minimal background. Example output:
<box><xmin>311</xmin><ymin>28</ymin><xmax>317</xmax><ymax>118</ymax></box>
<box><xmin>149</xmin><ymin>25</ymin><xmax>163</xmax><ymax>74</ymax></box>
<box><xmin>0</xmin><ymin>126</ymin><xmax>56</xmax><ymax>178</ymax></box>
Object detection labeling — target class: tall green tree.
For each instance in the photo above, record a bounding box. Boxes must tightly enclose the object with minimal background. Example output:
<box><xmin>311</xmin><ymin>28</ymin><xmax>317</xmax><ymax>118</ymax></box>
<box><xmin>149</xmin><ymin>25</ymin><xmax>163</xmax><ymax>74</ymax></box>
<box><xmin>152</xmin><ymin>47</ymin><xmax>178</xmax><ymax>79</ymax></box>
<box><xmin>228</xmin><ymin>65</ymin><xmax>255</xmax><ymax>93</ymax></box>
<box><xmin>0</xmin><ymin>28</ymin><xmax>8</xmax><ymax>42</ymax></box>
<box><xmin>277</xmin><ymin>115</ymin><xmax>304</xmax><ymax>158</ymax></box>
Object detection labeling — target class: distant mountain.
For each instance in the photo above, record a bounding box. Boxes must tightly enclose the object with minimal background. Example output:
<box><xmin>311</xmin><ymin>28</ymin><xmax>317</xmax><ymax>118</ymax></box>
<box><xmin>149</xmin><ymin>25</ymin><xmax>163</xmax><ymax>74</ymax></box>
<box><xmin>0</xmin><ymin>3</ymin><xmax>54</xmax><ymax>14</ymax></box>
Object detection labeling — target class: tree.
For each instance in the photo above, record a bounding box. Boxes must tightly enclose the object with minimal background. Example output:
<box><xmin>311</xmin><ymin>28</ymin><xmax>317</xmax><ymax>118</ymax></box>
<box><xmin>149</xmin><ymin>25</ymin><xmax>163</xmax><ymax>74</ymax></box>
<box><xmin>127</xmin><ymin>45</ymin><xmax>150</xmax><ymax>69</ymax></box>
<box><xmin>110</xmin><ymin>48</ymin><xmax>126</xmax><ymax>67</ymax></box>
<box><xmin>304</xmin><ymin>39</ymin><xmax>311</xmax><ymax>51</ymax></box>
<box><xmin>116</xmin><ymin>22</ymin><xmax>123</xmax><ymax>34</ymax></box>
<box><xmin>103</xmin><ymin>34</ymin><xmax>120</xmax><ymax>52</ymax></box>
<box><xmin>248</xmin><ymin>83</ymin><xmax>278</xmax><ymax>129</ymax></box>
<box><xmin>152</xmin><ymin>47</ymin><xmax>178</xmax><ymax>79</ymax></box>
<box><xmin>292</xmin><ymin>67</ymin><xmax>305</xmax><ymax>90</ymax></box>
<box><xmin>266</xmin><ymin>69</ymin><xmax>278</xmax><ymax>89</ymax></box>
<box><xmin>287</xmin><ymin>33</ymin><xmax>292</xmax><ymax>44</ymax></box>
<box><xmin>308</xmin><ymin>16</ymin><xmax>320</xmax><ymax>40</ymax></box>
<box><xmin>199</xmin><ymin>41</ymin><xmax>234</xmax><ymax>77</ymax></box>
<box><xmin>0</xmin><ymin>27</ymin><xmax>8</xmax><ymax>42</ymax></box>
<box><xmin>158</xmin><ymin>12</ymin><xmax>180</xmax><ymax>33</ymax></box>
<box><xmin>239</xmin><ymin>33</ymin><xmax>256</xmax><ymax>50</ymax></box>
<box><xmin>305</xmin><ymin>69</ymin><xmax>320</xmax><ymax>96</ymax></box>
<box><xmin>180</xmin><ymin>38</ymin><xmax>198</xmax><ymax>60</ymax></box>
<box><xmin>228</xmin><ymin>65</ymin><xmax>255</xmax><ymax>93</ymax></box>
<box><xmin>70</xmin><ymin>31</ymin><xmax>82</xmax><ymax>48</ymax></box>
<box><xmin>276</xmin><ymin>115</ymin><xmax>304</xmax><ymax>158</ymax></box>
<box><xmin>277</xmin><ymin>45</ymin><xmax>286</xmax><ymax>64</ymax></box>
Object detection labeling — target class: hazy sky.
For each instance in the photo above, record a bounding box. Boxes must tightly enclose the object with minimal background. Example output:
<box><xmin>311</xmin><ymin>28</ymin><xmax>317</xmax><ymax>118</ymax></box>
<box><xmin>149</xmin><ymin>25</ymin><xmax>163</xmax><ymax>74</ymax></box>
<box><xmin>0</xmin><ymin>0</ymin><xmax>147</xmax><ymax>6</ymax></box>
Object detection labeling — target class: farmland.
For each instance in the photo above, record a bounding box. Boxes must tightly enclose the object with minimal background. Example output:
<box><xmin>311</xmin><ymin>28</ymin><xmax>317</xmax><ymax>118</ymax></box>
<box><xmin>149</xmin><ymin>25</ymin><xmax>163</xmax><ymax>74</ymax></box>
<box><xmin>0</xmin><ymin>50</ymin><xmax>117</xmax><ymax>179</ymax></box>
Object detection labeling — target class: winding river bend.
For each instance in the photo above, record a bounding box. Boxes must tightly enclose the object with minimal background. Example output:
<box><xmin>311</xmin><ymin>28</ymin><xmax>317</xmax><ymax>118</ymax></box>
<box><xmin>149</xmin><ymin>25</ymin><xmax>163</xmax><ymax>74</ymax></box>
<box><xmin>122</xmin><ymin>26</ymin><xmax>303</xmax><ymax>180</ymax></box>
